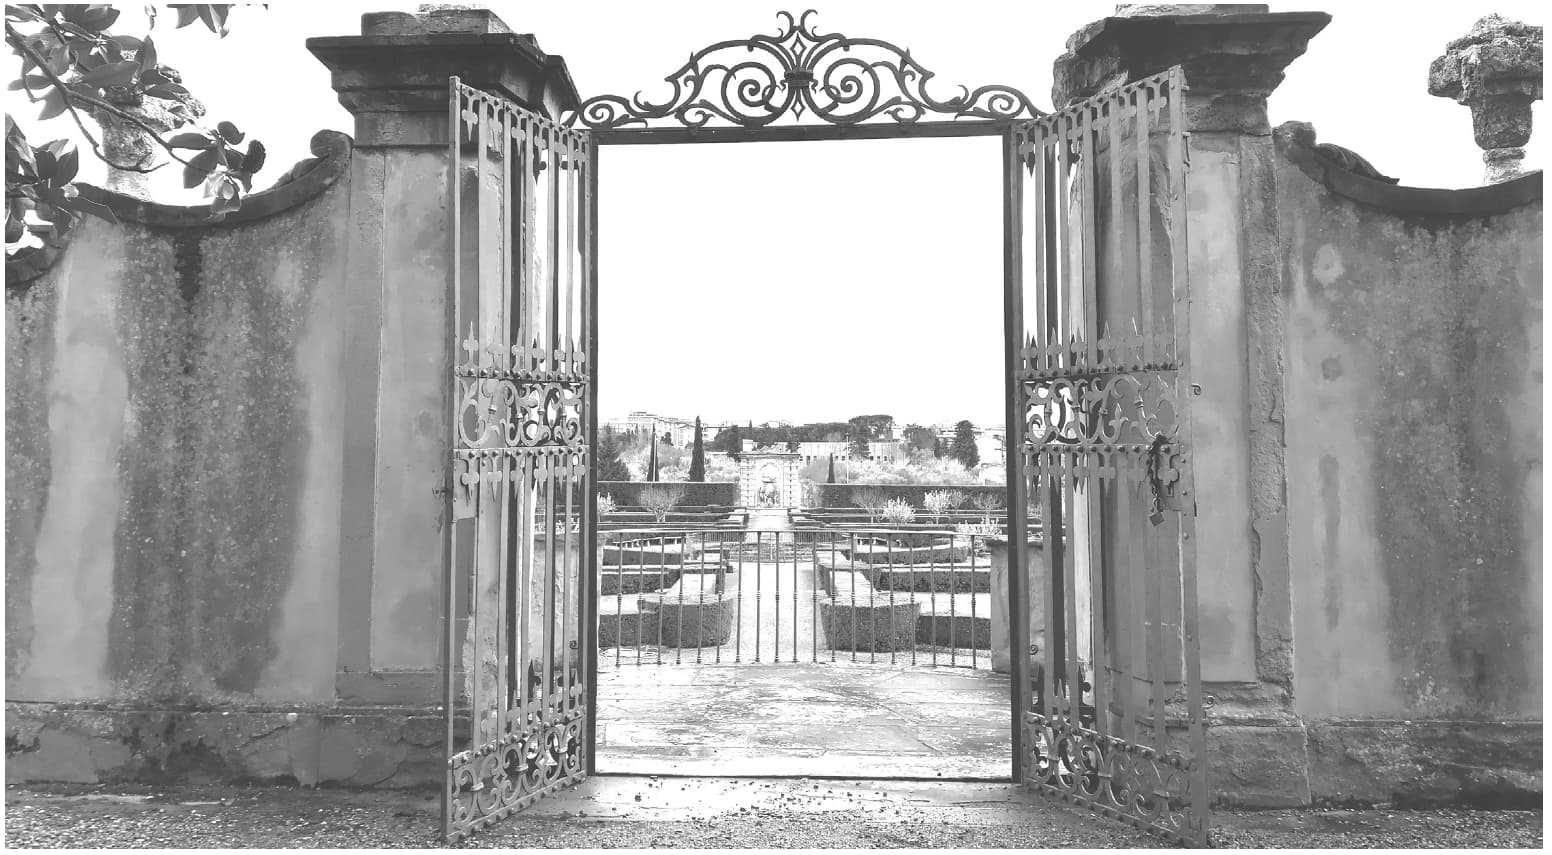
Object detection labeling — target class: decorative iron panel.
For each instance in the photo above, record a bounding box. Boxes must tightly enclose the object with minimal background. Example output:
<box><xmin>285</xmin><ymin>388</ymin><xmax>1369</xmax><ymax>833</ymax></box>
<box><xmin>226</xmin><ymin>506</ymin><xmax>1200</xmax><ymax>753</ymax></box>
<box><xmin>443</xmin><ymin>78</ymin><xmax>596</xmax><ymax>842</ymax></box>
<box><xmin>1006</xmin><ymin>67</ymin><xmax>1208</xmax><ymax>846</ymax></box>
<box><xmin>567</xmin><ymin>10</ymin><xmax>1042</xmax><ymax>131</ymax></box>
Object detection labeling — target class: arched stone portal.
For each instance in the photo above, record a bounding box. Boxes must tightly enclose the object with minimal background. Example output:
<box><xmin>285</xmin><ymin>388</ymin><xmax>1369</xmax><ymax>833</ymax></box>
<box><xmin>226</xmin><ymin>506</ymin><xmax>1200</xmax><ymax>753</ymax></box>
<box><xmin>734</xmin><ymin>451</ymin><xmax>801</xmax><ymax>508</ymax></box>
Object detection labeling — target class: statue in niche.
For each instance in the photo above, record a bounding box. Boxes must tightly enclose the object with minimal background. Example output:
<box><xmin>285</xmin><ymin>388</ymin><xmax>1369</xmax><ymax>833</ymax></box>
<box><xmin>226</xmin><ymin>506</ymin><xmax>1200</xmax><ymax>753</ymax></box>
<box><xmin>758</xmin><ymin>464</ymin><xmax>780</xmax><ymax>507</ymax></box>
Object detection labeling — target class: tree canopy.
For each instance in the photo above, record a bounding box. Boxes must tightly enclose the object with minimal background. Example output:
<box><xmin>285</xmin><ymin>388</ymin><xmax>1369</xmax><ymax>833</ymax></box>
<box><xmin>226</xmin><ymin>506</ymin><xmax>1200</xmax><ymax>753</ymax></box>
<box><xmin>6</xmin><ymin>4</ymin><xmax>267</xmax><ymax>271</ymax></box>
<box><xmin>596</xmin><ymin>429</ymin><xmax>631</xmax><ymax>482</ymax></box>
<box><xmin>950</xmin><ymin>420</ymin><xmax>980</xmax><ymax>468</ymax></box>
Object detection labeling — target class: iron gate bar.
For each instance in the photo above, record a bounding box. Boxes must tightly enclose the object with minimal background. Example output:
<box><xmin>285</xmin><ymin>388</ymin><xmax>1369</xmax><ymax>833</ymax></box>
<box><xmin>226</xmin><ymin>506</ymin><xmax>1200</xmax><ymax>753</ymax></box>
<box><xmin>1078</xmin><ymin>101</ymin><xmax>1114</xmax><ymax>752</ymax></box>
<box><xmin>889</xmin><ymin>535</ymin><xmax>897</xmax><ymax>665</ymax></box>
<box><xmin>1169</xmin><ymin>78</ymin><xmax>1210</xmax><ymax>819</ymax></box>
<box><xmin>441</xmin><ymin>76</ymin><xmax>460</xmax><ymax>842</ymax></box>
<box><xmin>811</xmin><ymin>539</ymin><xmax>819</xmax><ymax>664</ymax></box>
<box><xmin>581</xmin><ymin>125</ymin><xmax>597</xmax><ymax>771</ymax></box>
<box><xmin>1001</xmin><ymin>123</ymin><xmax>1029</xmax><ymax>786</ymax></box>
<box><xmin>1136</xmin><ymin>90</ymin><xmax>1155</xmax><ymax>366</ymax></box>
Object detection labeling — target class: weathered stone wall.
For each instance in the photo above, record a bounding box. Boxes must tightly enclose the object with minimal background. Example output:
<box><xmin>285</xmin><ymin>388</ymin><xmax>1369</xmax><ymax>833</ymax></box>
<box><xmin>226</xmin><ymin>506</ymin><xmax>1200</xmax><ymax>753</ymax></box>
<box><xmin>1274</xmin><ymin>124</ymin><xmax>1541</xmax><ymax>804</ymax></box>
<box><xmin>5</xmin><ymin>132</ymin><xmax>352</xmax><ymax>709</ymax></box>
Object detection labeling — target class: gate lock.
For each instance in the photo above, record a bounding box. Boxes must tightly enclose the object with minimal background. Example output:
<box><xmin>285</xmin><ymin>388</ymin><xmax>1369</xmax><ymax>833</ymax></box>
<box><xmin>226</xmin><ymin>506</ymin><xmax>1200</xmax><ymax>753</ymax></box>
<box><xmin>1145</xmin><ymin>433</ymin><xmax>1185</xmax><ymax>526</ymax></box>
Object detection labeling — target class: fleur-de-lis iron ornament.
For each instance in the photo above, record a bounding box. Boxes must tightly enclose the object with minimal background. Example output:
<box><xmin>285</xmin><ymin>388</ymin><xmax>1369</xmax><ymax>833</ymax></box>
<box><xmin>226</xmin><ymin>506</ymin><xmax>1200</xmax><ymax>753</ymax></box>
<box><xmin>567</xmin><ymin>10</ymin><xmax>1044</xmax><ymax>130</ymax></box>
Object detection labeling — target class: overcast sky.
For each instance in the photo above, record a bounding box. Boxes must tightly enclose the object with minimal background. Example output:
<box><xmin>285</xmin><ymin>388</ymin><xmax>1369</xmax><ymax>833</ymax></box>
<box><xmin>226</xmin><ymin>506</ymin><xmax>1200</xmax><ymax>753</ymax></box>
<box><xmin>9</xmin><ymin>1</ymin><xmax>1544</xmax><ymax>427</ymax></box>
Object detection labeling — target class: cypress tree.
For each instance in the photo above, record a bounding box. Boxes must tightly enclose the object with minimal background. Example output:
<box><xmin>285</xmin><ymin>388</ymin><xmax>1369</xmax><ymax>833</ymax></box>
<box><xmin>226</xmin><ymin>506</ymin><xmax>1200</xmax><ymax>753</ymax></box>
<box><xmin>826</xmin><ymin>454</ymin><xmax>836</xmax><ymax>484</ymax></box>
<box><xmin>688</xmin><ymin>416</ymin><xmax>706</xmax><ymax>482</ymax></box>
<box><xmin>950</xmin><ymin>420</ymin><xmax>980</xmax><ymax>468</ymax></box>
<box><xmin>647</xmin><ymin>422</ymin><xmax>660</xmax><ymax>481</ymax></box>
<box><xmin>597</xmin><ymin>431</ymin><xmax>631</xmax><ymax>482</ymax></box>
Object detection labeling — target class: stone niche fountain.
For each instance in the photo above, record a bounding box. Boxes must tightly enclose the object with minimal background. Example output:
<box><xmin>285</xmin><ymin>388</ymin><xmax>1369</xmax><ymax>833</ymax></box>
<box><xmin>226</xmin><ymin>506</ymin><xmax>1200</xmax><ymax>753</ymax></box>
<box><xmin>734</xmin><ymin>449</ymin><xmax>802</xmax><ymax>508</ymax></box>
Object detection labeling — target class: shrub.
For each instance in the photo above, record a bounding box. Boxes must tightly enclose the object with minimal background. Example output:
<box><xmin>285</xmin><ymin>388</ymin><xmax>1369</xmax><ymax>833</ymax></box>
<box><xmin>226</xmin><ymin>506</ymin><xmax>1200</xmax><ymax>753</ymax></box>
<box><xmin>853</xmin><ymin>486</ymin><xmax>890</xmax><ymax>523</ymax></box>
<box><xmin>880</xmin><ymin>498</ymin><xmax>916</xmax><ymax>525</ymax></box>
<box><xmin>971</xmin><ymin>492</ymin><xmax>1004</xmax><ymax>524</ymax></box>
<box><xmin>639</xmin><ymin>483</ymin><xmax>686</xmax><ymax>523</ymax></box>
<box><xmin>923</xmin><ymin>489</ymin><xmax>967</xmax><ymax>521</ymax></box>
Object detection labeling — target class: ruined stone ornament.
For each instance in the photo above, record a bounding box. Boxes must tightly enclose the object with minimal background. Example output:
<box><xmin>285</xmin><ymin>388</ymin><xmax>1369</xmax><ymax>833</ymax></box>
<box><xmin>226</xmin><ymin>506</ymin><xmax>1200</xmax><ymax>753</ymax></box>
<box><xmin>86</xmin><ymin>65</ymin><xmax>208</xmax><ymax>196</ymax></box>
<box><xmin>1428</xmin><ymin>14</ymin><xmax>1543</xmax><ymax>184</ymax></box>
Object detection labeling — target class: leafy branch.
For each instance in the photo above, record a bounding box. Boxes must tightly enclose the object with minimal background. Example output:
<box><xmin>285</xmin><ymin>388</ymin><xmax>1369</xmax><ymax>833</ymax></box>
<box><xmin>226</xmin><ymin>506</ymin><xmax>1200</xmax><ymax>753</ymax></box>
<box><xmin>4</xmin><ymin>4</ymin><xmax>266</xmax><ymax>260</ymax></box>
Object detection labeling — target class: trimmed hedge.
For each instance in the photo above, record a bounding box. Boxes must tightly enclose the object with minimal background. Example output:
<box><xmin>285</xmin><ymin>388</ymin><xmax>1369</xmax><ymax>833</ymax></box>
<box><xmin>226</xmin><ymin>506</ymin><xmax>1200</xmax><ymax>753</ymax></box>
<box><xmin>639</xmin><ymin>593</ymin><xmax>738</xmax><ymax>648</ymax></box>
<box><xmin>813</xmin><ymin>483</ymin><xmax>1008</xmax><ymax>510</ymax></box>
<box><xmin>918</xmin><ymin>613</ymin><xmax>991</xmax><ymax>649</ymax></box>
<box><xmin>819</xmin><ymin>598</ymin><xmax>921</xmax><ymax>652</ymax></box>
<box><xmin>598</xmin><ymin>481</ymin><xmax>739</xmax><ymax>507</ymax></box>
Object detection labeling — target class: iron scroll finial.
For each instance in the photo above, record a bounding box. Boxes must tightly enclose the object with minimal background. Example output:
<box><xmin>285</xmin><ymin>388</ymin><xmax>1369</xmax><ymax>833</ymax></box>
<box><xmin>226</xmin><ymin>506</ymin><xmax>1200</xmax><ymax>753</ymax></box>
<box><xmin>566</xmin><ymin>9</ymin><xmax>1045</xmax><ymax>130</ymax></box>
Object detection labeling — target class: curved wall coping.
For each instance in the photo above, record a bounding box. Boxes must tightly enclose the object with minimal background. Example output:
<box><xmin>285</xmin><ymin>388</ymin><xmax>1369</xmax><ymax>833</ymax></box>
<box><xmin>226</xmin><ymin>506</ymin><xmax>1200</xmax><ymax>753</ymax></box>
<box><xmin>1274</xmin><ymin>121</ymin><xmax>1542</xmax><ymax>217</ymax></box>
<box><xmin>6</xmin><ymin>130</ymin><xmax>352</xmax><ymax>286</ymax></box>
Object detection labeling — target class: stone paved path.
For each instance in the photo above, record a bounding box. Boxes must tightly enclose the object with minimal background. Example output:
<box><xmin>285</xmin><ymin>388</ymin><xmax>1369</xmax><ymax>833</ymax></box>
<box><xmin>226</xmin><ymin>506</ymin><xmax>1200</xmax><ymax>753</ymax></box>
<box><xmin>595</xmin><ymin>661</ymin><xmax>1012</xmax><ymax>779</ymax></box>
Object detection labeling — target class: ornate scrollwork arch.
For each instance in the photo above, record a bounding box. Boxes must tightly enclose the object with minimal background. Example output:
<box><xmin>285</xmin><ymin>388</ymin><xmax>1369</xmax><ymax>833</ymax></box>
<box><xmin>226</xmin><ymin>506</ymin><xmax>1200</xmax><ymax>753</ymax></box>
<box><xmin>567</xmin><ymin>10</ymin><xmax>1044</xmax><ymax>130</ymax></box>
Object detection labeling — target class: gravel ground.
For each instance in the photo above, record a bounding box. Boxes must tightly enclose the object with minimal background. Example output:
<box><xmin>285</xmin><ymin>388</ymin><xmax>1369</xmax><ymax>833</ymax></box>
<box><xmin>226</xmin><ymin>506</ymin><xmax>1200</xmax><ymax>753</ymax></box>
<box><xmin>3</xmin><ymin>782</ymin><xmax>1543</xmax><ymax>849</ymax></box>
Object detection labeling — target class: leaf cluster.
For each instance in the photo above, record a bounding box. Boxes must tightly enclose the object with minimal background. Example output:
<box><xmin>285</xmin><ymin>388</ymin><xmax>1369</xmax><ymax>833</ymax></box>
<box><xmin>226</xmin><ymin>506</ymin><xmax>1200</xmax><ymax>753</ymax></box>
<box><xmin>4</xmin><ymin>4</ymin><xmax>265</xmax><ymax>261</ymax></box>
<box><xmin>4</xmin><ymin>114</ymin><xmax>112</xmax><ymax>242</ymax></box>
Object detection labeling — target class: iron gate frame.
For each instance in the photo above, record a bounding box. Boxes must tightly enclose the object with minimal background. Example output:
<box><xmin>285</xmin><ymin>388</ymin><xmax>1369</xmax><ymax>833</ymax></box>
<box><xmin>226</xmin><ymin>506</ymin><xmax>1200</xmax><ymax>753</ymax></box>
<box><xmin>443</xmin><ymin>77</ymin><xmax>599</xmax><ymax>842</ymax></box>
<box><xmin>1008</xmin><ymin>67</ymin><xmax>1208</xmax><ymax>846</ymax></box>
<box><xmin>441</xmin><ymin>8</ymin><xmax>1206</xmax><ymax>847</ymax></box>
<box><xmin>555</xmin><ymin>6</ymin><xmax>1042</xmax><ymax>800</ymax></box>
<box><xmin>566</xmin><ymin>9</ymin><xmax>1045</xmax><ymax>791</ymax></box>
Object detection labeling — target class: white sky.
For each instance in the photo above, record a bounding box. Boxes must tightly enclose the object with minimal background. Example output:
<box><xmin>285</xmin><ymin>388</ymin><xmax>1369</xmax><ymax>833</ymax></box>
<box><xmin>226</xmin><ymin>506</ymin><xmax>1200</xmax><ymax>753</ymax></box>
<box><xmin>8</xmin><ymin>1</ymin><xmax>1544</xmax><ymax>427</ymax></box>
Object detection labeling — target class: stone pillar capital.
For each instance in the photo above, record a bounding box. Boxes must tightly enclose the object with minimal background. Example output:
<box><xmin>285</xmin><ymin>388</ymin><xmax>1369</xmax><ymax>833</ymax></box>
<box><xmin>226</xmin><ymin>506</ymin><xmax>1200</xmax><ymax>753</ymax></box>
<box><xmin>1052</xmin><ymin>5</ymin><xmax>1330</xmax><ymax>133</ymax></box>
<box><xmin>307</xmin><ymin>6</ymin><xmax>579</xmax><ymax>146</ymax></box>
<box><xmin>1427</xmin><ymin>14</ymin><xmax>1543</xmax><ymax>183</ymax></box>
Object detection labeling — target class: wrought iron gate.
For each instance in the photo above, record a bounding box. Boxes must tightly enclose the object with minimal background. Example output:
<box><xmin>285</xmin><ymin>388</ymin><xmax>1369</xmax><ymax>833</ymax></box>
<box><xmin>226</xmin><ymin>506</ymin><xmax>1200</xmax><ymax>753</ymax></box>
<box><xmin>1005</xmin><ymin>67</ymin><xmax>1208</xmax><ymax>845</ymax></box>
<box><xmin>442</xmin><ymin>78</ymin><xmax>597</xmax><ymax>842</ymax></box>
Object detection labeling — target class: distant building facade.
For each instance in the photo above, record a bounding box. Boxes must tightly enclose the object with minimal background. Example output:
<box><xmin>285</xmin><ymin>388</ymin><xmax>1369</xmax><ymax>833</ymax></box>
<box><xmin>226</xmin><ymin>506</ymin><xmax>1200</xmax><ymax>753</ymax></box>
<box><xmin>791</xmin><ymin>440</ymin><xmax>905</xmax><ymax>464</ymax></box>
<box><xmin>603</xmin><ymin>411</ymin><xmax>730</xmax><ymax>447</ymax></box>
<box><xmin>933</xmin><ymin>423</ymin><xmax>1006</xmax><ymax>468</ymax></box>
